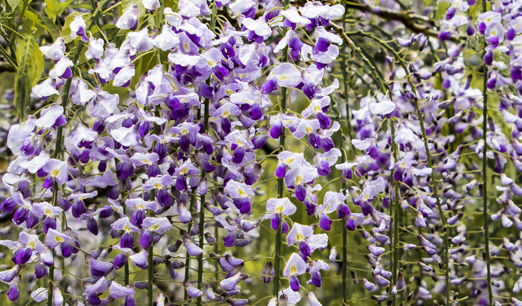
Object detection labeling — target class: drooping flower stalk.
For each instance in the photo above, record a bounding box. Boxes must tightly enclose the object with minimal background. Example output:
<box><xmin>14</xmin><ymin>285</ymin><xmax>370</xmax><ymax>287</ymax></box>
<box><xmin>411</xmin><ymin>81</ymin><xmax>450</xmax><ymax>306</ymax></box>
<box><xmin>481</xmin><ymin>0</ymin><xmax>492</xmax><ymax>304</ymax></box>
<box><xmin>45</xmin><ymin>2</ymin><xmax>112</xmax><ymax>305</ymax></box>
<box><xmin>376</xmin><ymin>36</ymin><xmax>451</xmax><ymax>304</ymax></box>
<box><xmin>334</xmin><ymin>24</ymin><xmax>407</xmax><ymax>304</ymax></box>
<box><xmin>347</xmin><ymin>27</ymin><xmax>452</xmax><ymax>302</ymax></box>
<box><xmin>197</xmin><ymin>7</ymin><xmax>217</xmax><ymax>305</ymax></box>
<box><xmin>355</xmin><ymin>42</ymin><xmax>401</xmax><ymax>305</ymax></box>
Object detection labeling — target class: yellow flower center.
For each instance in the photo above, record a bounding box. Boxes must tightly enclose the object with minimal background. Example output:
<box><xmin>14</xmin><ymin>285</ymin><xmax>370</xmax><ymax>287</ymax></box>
<box><xmin>284</xmin><ymin>158</ymin><xmax>294</xmax><ymax>165</ymax></box>
<box><xmin>290</xmin><ymin>264</ymin><xmax>297</xmax><ymax>275</ymax></box>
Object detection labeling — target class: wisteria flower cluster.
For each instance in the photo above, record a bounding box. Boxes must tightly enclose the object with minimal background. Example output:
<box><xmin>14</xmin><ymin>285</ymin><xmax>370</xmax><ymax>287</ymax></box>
<box><xmin>0</xmin><ymin>0</ymin><xmax>520</xmax><ymax>305</ymax></box>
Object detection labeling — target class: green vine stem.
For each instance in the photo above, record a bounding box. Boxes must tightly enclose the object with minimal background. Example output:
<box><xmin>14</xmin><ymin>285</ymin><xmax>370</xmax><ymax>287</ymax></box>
<box><xmin>389</xmin><ymin>120</ymin><xmax>400</xmax><ymax>306</ymax></box>
<box><xmin>184</xmin><ymin>191</ymin><xmax>196</xmax><ymax>301</ymax></box>
<box><xmin>340</xmin><ymin>2</ymin><xmax>354</xmax><ymax>142</ymax></box>
<box><xmin>214</xmin><ymin>222</ymin><xmax>219</xmax><ymax>284</ymax></box>
<box><xmin>481</xmin><ymin>0</ymin><xmax>493</xmax><ymax>304</ymax></box>
<box><xmin>338</xmin><ymin>1</ymin><xmax>355</xmax><ymax>302</ymax></box>
<box><xmin>124</xmin><ymin>209</ymin><xmax>130</xmax><ymax>286</ymax></box>
<box><xmin>147</xmin><ymin>187</ymin><xmax>156</xmax><ymax>306</ymax></box>
<box><xmin>272</xmin><ymin>76</ymin><xmax>286</xmax><ymax>299</ymax></box>
<box><xmin>272</xmin><ymin>0</ymin><xmax>289</xmax><ymax>300</ymax></box>
<box><xmin>115</xmin><ymin>159</ymin><xmax>130</xmax><ymax>286</ymax></box>
<box><xmin>196</xmin><ymin>193</ymin><xmax>205</xmax><ymax>306</ymax></box>
<box><xmin>148</xmin><ymin>228</ymin><xmax>154</xmax><ymax>306</ymax></box>
<box><xmin>146</xmin><ymin>107</ymin><xmax>162</xmax><ymax>305</ymax></box>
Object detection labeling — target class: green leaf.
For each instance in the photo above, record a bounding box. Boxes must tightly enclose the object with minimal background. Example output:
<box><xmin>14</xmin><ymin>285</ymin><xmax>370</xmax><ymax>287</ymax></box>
<box><xmin>14</xmin><ymin>37</ymin><xmax>44</xmax><ymax>120</ymax></box>
<box><xmin>7</xmin><ymin>0</ymin><xmax>21</xmax><ymax>10</ymax></box>
<box><xmin>15</xmin><ymin>38</ymin><xmax>44</xmax><ymax>87</ymax></box>
<box><xmin>24</xmin><ymin>10</ymin><xmax>51</xmax><ymax>33</ymax></box>
<box><xmin>39</xmin><ymin>16</ymin><xmax>61</xmax><ymax>41</ymax></box>
<box><xmin>433</xmin><ymin>1</ymin><xmax>451</xmax><ymax>21</ymax></box>
<box><xmin>133</xmin><ymin>50</ymin><xmax>159</xmax><ymax>88</ymax></box>
<box><xmin>44</xmin><ymin>0</ymin><xmax>74</xmax><ymax>22</ymax></box>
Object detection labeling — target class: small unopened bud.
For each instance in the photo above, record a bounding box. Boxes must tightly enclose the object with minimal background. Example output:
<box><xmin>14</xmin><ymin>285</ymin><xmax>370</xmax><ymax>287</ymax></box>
<box><xmin>168</xmin><ymin>240</ymin><xmax>182</xmax><ymax>253</ymax></box>
<box><xmin>204</xmin><ymin>232</ymin><xmax>216</xmax><ymax>244</ymax></box>
<box><xmin>262</xmin><ymin>262</ymin><xmax>274</xmax><ymax>283</ymax></box>
<box><xmin>134</xmin><ymin>281</ymin><xmax>148</xmax><ymax>289</ymax></box>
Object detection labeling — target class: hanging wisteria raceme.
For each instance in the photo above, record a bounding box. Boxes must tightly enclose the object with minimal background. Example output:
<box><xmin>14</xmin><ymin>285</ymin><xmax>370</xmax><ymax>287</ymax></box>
<box><xmin>0</xmin><ymin>0</ymin><xmax>521</xmax><ymax>305</ymax></box>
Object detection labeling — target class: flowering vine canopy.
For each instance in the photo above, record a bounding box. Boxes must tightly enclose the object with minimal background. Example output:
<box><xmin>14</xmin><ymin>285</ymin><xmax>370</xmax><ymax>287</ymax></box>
<box><xmin>0</xmin><ymin>0</ymin><xmax>521</xmax><ymax>305</ymax></box>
